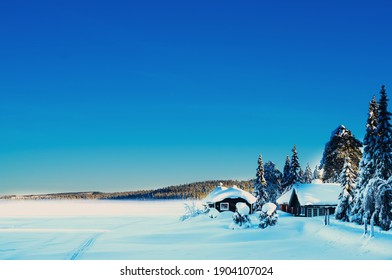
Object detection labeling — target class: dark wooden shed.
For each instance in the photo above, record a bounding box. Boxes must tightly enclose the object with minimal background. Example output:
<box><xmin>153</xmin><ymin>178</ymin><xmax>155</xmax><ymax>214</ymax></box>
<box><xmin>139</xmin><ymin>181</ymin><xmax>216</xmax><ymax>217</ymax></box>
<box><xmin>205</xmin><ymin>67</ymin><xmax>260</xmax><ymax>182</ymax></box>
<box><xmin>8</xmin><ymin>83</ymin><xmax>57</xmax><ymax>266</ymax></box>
<box><xmin>276</xmin><ymin>183</ymin><xmax>341</xmax><ymax>217</ymax></box>
<box><xmin>203</xmin><ymin>184</ymin><xmax>257</xmax><ymax>214</ymax></box>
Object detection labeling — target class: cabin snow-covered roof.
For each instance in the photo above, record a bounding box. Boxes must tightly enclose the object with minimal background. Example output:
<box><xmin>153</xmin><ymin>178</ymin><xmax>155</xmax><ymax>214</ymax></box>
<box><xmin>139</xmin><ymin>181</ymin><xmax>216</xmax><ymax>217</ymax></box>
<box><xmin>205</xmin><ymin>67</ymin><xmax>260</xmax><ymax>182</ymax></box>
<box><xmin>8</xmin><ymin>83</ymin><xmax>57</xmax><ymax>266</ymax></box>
<box><xmin>276</xmin><ymin>183</ymin><xmax>341</xmax><ymax>206</ymax></box>
<box><xmin>203</xmin><ymin>185</ymin><xmax>257</xmax><ymax>204</ymax></box>
<box><xmin>276</xmin><ymin>188</ymin><xmax>294</xmax><ymax>204</ymax></box>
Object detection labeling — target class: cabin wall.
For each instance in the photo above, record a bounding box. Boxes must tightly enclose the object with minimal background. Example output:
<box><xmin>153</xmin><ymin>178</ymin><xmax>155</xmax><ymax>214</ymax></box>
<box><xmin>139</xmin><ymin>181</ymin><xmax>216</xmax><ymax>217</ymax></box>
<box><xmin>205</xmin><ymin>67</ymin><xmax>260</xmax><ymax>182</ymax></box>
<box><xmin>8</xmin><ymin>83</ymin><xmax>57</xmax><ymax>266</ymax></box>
<box><xmin>280</xmin><ymin>204</ymin><xmax>288</xmax><ymax>212</ymax></box>
<box><xmin>288</xmin><ymin>193</ymin><xmax>301</xmax><ymax>216</ymax></box>
<box><xmin>279</xmin><ymin>203</ymin><xmax>336</xmax><ymax>217</ymax></box>
<box><xmin>214</xmin><ymin>198</ymin><xmax>253</xmax><ymax>214</ymax></box>
<box><xmin>304</xmin><ymin>206</ymin><xmax>336</xmax><ymax>217</ymax></box>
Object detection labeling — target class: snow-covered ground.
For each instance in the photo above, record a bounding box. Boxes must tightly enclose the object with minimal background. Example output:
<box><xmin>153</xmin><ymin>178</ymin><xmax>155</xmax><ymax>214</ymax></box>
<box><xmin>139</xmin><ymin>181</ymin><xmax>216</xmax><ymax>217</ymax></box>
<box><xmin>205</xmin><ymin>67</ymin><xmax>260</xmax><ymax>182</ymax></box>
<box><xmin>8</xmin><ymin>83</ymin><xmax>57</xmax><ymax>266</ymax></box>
<box><xmin>0</xmin><ymin>200</ymin><xmax>391</xmax><ymax>260</ymax></box>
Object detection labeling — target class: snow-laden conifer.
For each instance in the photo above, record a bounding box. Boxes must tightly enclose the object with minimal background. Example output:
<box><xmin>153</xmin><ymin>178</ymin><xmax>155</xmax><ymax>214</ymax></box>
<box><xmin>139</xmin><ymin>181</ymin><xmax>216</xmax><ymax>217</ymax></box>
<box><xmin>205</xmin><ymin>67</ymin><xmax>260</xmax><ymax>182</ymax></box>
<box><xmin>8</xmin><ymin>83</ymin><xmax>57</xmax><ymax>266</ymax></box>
<box><xmin>313</xmin><ymin>165</ymin><xmax>322</xmax><ymax>180</ymax></box>
<box><xmin>304</xmin><ymin>163</ymin><xmax>313</xmax><ymax>184</ymax></box>
<box><xmin>253</xmin><ymin>154</ymin><xmax>269</xmax><ymax>211</ymax></box>
<box><xmin>281</xmin><ymin>156</ymin><xmax>291</xmax><ymax>190</ymax></box>
<box><xmin>335</xmin><ymin>156</ymin><xmax>356</xmax><ymax>221</ymax></box>
<box><xmin>376</xmin><ymin>177</ymin><xmax>392</xmax><ymax>231</ymax></box>
<box><xmin>351</xmin><ymin>96</ymin><xmax>378</xmax><ymax>224</ymax></box>
<box><xmin>264</xmin><ymin>161</ymin><xmax>283</xmax><ymax>203</ymax></box>
<box><xmin>288</xmin><ymin>145</ymin><xmax>302</xmax><ymax>186</ymax></box>
<box><xmin>258</xmin><ymin>203</ymin><xmax>278</xmax><ymax>229</ymax></box>
<box><xmin>230</xmin><ymin>203</ymin><xmax>252</xmax><ymax>229</ymax></box>
<box><xmin>374</xmin><ymin>85</ymin><xmax>392</xmax><ymax>180</ymax></box>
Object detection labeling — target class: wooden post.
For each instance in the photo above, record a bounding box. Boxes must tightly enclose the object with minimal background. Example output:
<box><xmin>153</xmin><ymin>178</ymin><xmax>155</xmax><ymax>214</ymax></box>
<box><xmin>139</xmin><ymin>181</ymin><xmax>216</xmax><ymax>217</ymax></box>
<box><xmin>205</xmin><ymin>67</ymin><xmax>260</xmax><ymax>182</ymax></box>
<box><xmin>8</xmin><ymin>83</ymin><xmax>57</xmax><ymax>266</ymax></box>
<box><xmin>324</xmin><ymin>208</ymin><xmax>330</xmax><ymax>225</ymax></box>
<box><xmin>324</xmin><ymin>209</ymin><xmax>327</xmax><ymax>225</ymax></box>
<box><xmin>327</xmin><ymin>208</ymin><xmax>330</xmax><ymax>225</ymax></box>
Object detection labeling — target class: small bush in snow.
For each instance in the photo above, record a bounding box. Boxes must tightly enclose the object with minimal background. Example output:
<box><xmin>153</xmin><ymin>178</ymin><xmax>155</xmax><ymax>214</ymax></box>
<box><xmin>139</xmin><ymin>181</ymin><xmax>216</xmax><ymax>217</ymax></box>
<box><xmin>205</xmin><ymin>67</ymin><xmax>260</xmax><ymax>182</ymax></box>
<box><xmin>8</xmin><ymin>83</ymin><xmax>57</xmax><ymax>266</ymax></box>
<box><xmin>179</xmin><ymin>201</ymin><xmax>208</xmax><ymax>222</ymax></box>
<box><xmin>259</xmin><ymin>202</ymin><xmax>278</xmax><ymax>229</ymax></box>
<box><xmin>230</xmin><ymin>211</ymin><xmax>251</xmax><ymax>229</ymax></box>
<box><xmin>230</xmin><ymin>202</ymin><xmax>252</xmax><ymax>229</ymax></box>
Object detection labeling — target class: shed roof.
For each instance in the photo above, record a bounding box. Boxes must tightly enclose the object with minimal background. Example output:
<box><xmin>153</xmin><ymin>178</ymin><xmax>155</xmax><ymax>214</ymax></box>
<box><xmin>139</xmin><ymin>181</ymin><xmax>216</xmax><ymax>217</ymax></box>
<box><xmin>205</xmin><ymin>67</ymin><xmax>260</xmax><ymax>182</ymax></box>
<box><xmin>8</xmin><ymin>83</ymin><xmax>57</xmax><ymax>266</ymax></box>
<box><xmin>203</xmin><ymin>185</ymin><xmax>257</xmax><ymax>204</ymax></box>
<box><xmin>276</xmin><ymin>183</ymin><xmax>341</xmax><ymax>206</ymax></box>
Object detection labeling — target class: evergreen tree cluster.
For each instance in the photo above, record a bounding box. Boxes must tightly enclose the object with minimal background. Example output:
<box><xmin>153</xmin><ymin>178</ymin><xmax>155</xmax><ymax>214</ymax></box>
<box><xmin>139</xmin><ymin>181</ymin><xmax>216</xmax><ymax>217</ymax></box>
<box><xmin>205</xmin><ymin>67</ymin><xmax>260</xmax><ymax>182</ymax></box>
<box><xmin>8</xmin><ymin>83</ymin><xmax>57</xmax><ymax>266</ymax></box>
<box><xmin>337</xmin><ymin>85</ymin><xmax>392</xmax><ymax>231</ymax></box>
<box><xmin>280</xmin><ymin>145</ymin><xmax>315</xmax><ymax>191</ymax></box>
<box><xmin>254</xmin><ymin>146</ymin><xmax>315</xmax><ymax>210</ymax></box>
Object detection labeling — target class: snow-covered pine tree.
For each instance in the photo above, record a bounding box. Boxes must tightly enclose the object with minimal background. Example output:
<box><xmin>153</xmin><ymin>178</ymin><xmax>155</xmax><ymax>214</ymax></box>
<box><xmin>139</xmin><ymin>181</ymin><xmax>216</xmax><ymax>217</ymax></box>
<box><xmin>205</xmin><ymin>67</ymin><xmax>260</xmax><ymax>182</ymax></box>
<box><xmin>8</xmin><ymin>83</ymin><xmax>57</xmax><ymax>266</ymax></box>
<box><xmin>288</xmin><ymin>145</ymin><xmax>302</xmax><ymax>186</ymax></box>
<box><xmin>253</xmin><ymin>154</ymin><xmax>269</xmax><ymax>211</ymax></box>
<box><xmin>362</xmin><ymin>177</ymin><xmax>386</xmax><ymax>234</ymax></box>
<box><xmin>281</xmin><ymin>156</ymin><xmax>291</xmax><ymax>190</ymax></box>
<box><xmin>259</xmin><ymin>203</ymin><xmax>278</xmax><ymax>229</ymax></box>
<box><xmin>363</xmin><ymin>178</ymin><xmax>380</xmax><ymax>228</ymax></box>
<box><xmin>370</xmin><ymin>85</ymin><xmax>392</xmax><ymax>231</ymax></box>
<box><xmin>230</xmin><ymin>202</ymin><xmax>252</xmax><ymax>229</ymax></box>
<box><xmin>320</xmin><ymin>125</ymin><xmax>362</xmax><ymax>183</ymax></box>
<box><xmin>335</xmin><ymin>155</ymin><xmax>356</xmax><ymax>221</ymax></box>
<box><xmin>351</xmin><ymin>96</ymin><xmax>379</xmax><ymax>224</ymax></box>
<box><xmin>304</xmin><ymin>163</ymin><xmax>313</xmax><ymax>184</ymax></box>
<box><xmin>263</xmin><ymin>161</ymin><xmax>283</xmax><ymax>203</ymax></box>
<box><xmin>313</xmin><ymin>165</ymin><xmax>322</xmax><ymax>180</ymax></box>
<box><xmin>376</xmin><ymin>177</ymin><xmax>392</xmax><ymax>231</ymax></box>
<box><xmin>231</xmin><ymin>211</ymin><xmax>251</xmax><ymax>229</ymax></box>
<box><xmin>374</xmin><ymin>85</ymin><xmax>392</xmax><ymax>180</ymax></box>
<box><xmin>299</xmin><ymin>168</ymin><xmax>305</xmax><ymax>184</ymax></box>
<box><xmin>338</xmin><ymin>155</ymin><xmax>357</xmax><ymax>193</ymax></box>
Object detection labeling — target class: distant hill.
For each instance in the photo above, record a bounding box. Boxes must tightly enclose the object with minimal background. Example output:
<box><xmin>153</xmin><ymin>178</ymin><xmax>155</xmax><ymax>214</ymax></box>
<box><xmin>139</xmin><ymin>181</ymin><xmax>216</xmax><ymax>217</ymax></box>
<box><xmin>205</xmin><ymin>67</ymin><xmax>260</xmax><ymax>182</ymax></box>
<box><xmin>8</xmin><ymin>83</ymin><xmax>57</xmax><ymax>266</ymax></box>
<box><xmin>0</xmin><ymin>179</ymin><xmax>254</xmax><ymax>200</ymax></box>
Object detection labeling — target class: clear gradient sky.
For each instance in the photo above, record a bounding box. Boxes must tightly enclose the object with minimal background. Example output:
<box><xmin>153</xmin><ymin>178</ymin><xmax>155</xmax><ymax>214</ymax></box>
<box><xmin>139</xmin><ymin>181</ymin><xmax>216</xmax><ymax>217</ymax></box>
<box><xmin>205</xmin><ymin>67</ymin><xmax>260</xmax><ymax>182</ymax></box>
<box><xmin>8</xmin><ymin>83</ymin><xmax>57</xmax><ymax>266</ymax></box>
<box><xmin>1</xmin><ymin>0</ymin><xmax>391</xmax><ymax>194</ymax></box>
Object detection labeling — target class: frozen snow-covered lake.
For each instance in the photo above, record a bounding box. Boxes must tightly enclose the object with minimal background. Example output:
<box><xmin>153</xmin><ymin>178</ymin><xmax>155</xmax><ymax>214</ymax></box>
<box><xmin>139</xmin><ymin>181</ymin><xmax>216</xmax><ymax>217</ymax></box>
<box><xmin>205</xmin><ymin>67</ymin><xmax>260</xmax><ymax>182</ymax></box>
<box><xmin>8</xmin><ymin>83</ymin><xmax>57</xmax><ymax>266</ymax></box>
<box><xmin>0</xmin><ymin>200</ymin><xmax>391</xmax><ymax>260</ymax></box>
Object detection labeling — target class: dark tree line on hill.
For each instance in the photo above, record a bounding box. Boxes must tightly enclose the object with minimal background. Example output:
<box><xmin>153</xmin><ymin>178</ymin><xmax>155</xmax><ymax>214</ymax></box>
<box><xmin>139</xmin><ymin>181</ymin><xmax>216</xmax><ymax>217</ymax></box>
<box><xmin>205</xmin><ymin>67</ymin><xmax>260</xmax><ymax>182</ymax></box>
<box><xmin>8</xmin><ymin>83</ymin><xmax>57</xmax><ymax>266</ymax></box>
<box><xmin>0</xmin><ymin>180</ymin><xmax>253</xmax><ymax>200</ymax></box>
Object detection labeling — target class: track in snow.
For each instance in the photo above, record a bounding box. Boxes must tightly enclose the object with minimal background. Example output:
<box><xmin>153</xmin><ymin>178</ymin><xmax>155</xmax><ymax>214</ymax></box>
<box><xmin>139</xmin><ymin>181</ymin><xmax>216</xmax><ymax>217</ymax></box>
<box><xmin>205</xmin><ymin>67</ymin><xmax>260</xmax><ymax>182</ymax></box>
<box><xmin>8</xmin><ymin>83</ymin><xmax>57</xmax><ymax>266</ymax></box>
<box><xmin>69</xmin><ymin>233</ymin><xmax>102</xmax><ymax>260</ymax></box>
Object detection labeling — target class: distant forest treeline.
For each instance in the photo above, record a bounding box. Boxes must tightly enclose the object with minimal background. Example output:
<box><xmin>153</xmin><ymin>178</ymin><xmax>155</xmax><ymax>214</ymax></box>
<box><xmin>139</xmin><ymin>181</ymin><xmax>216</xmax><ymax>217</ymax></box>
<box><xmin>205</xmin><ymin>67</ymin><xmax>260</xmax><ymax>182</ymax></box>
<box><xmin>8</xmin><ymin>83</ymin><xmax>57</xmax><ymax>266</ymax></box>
<box><xmin>0</xmin><ymin>179</ymin><xmax>254</xmax><ymax>200</ymax></box>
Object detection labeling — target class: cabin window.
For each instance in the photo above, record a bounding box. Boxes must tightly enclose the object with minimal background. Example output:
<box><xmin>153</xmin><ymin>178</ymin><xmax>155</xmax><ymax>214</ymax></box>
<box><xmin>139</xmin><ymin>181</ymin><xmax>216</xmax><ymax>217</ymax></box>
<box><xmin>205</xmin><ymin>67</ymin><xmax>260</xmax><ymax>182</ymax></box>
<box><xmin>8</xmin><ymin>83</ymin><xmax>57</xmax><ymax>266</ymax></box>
<box><xmin>307</xmin><ymin>208</ymin><xmax>313</xmax><ymax>217</ymax></box>
<box><xmin>313</xmin><ymin>208</ymin><xmax>318</xmax><ymax>216</ymax></box>
<box><xmin>220</xmin><ymin>202</ymin><xmax>229</xmax><ymax>211</ymax></box>
<box><xmin>300</xmin><ymin>207</ymin><xmax>305</xmax><ymax>215</ymax></box>
<box><xmin>319</xmin><ymin>208</ymin><xmax>325</xmax><ymax>216</ymax></box>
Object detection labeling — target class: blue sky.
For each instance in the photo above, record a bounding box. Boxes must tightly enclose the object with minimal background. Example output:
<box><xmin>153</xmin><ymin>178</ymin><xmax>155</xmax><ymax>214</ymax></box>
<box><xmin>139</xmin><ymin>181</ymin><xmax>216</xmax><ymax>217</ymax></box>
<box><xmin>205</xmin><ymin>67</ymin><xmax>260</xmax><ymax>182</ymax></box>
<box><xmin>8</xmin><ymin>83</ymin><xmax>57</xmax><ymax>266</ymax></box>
<box><xmin>1</xmin><ymin>0</ymin><xmax>391</xmax><ymax>194</ymax></box>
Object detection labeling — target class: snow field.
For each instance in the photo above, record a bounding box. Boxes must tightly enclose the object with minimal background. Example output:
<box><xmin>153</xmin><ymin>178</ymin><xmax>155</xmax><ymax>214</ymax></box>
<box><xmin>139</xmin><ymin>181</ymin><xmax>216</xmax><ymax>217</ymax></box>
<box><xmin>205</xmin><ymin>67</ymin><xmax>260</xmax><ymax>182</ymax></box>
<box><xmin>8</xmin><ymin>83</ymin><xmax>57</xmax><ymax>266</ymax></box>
<box><xmin>0</xmin><ymin>200</ymin><xmax>391</xmax><ymax>260</ymax></box>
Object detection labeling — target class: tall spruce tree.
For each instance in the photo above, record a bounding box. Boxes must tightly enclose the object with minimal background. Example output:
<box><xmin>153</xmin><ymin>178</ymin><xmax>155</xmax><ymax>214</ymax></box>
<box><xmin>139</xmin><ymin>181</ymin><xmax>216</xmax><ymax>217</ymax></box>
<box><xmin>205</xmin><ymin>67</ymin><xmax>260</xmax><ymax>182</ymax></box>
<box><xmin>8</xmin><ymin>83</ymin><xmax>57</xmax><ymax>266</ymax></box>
<box><xmin>352</xmin><ymin>86</ymin><xmax>392</xmax><ymax>231</ymax></box>
<box><xmin>351</xmin><ymin>96</ymin><xmax>379</xmax><ymax>224</ymax></box>
<box><xmin>304</xmin><ymin>163</ymin><xmax>313</xmax><ymax>184</ymax></box>
<box><xmin>253</xmin><ymin>154</ymin><xmax>269</xmax><ymax>211</ymax></box>
<box><xmin>320</xmin><ymin>125</ymin><xmax>362</xmax><ymax>183</ymax></box>
<box><xmin>374</xmin><ymin>85</ymin><xmax>392</xmax><ymax>180</ymax></box>
<box><xmin>372</xmin><ymin>85</ymin><xmax>392</xmax><ymax>230</ymax></box>
<box><xmin>336</xmin><ymin>155</ymin><xmax>356</xmax><ymax>221</ymax></box>
<box><xmin>281</xmin><ymin>156</ymin><xmax>291</xmax><ymax>190</ymax></box>
<box><xmin>288</xmin><ymin>145</ymin><xmax>302</xmax><ymax>186</ymax></box>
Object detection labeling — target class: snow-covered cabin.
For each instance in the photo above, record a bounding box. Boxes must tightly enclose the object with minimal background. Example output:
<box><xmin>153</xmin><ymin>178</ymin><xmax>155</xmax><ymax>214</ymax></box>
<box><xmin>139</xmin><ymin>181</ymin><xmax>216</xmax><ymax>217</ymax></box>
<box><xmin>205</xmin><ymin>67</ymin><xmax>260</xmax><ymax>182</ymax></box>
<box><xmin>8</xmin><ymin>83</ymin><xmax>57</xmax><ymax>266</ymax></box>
<box><xmin>203</xmin><ymin>183</ymin><xmax>257</xmax><ymax>214</ymax></box>
<box><xmin>276</xmin><ymin>182</ymin><xmax>341</xmax><ymax>217</ymax></box>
